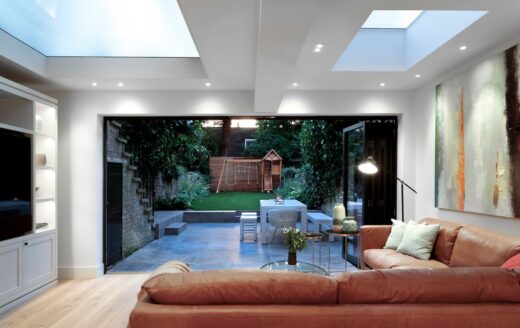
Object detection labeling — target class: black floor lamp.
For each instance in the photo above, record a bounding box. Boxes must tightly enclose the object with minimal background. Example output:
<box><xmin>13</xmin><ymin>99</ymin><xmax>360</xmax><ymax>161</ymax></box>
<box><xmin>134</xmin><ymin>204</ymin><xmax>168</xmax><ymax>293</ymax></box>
<box><xmin>358</xmin><ymin>156</ymin><xmax>417</xmax><ymax>222</ymax></box>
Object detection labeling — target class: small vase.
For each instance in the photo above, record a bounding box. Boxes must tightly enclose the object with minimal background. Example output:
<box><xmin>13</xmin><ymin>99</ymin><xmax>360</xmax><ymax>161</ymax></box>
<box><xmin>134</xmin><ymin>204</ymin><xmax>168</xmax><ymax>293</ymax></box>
<box><xmin>288</xmin><ymin>250</ymin><xmax>297</xmax><ymax>265</ymax></box>
<box><xmin>342</xmin><ymin>216</ymin><xmax>358</xmax><ymax>232</ymax></box>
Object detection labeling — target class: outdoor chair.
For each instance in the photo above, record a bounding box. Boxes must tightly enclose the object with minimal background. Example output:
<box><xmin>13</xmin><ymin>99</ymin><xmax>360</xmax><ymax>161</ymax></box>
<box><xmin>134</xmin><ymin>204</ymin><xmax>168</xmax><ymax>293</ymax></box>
<box><xmin>267</xmin><ymin>209</ymin><xmax>298</xmax><ymax>243</ymax></box>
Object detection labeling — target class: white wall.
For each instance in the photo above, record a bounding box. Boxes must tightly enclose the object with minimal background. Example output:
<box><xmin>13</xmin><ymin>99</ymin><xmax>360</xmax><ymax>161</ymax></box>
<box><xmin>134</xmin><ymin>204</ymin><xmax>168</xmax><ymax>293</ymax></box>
<box><xmin>412</xmin><ymin>36</ymin><xmax>520</xmax><ymax>237</ymax></box>
<box><xmin>57</xmin><ymin>89</ymin><xmax>414</xmax><ymax>277</ymax></box>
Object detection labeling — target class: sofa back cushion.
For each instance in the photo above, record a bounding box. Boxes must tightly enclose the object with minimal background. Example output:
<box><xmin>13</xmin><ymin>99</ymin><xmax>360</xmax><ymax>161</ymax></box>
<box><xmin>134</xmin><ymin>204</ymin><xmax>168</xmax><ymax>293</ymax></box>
<box><xmin>337</xmin><ymin>268</ymin><xmax>520</xmax><ymax>304</ymax></box>
<box><xmin>419</xmin><ymin>218</ymin><xmax>462</xmax><ymax>265</ymax></box>
<box><xmin>143</xmin><ymin>270</ymin><xmax>337</xmax><ymax>305</ymax></box>
<box><xmin>450</xmin><ymin>225</ymin><xmax>520</xmax><ymax>267</ymax></box>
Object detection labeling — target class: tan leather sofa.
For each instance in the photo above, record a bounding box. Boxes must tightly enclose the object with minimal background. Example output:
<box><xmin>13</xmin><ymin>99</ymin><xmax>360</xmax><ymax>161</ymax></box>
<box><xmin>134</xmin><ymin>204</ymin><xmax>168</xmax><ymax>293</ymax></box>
<box><xmin>130</xmin><ymin>268</ymin><xmax>520</xmax><ymax>328</ymax></box>
<box><xmin>360</xmin><ymin>218</ymin><xmax>520</xmax><ymax>270</ymax></box>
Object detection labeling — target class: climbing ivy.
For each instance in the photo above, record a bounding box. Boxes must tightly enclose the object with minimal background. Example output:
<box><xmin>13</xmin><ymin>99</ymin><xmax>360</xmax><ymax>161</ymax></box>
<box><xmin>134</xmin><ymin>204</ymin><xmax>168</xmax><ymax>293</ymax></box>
<box><xmin>299</xmin><ymin>120</ymin><xmax>353</xmax><ymax>208</ymax></box>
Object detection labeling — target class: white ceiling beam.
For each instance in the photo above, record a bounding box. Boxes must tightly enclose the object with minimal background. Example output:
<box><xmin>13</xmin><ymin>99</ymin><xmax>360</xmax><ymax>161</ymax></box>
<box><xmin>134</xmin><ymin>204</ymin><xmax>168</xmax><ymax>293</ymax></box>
<box><xmin>254</xmin><ymin>0</ymin><xmax>322</xmax><ymax>113</ymax></box>
<box><xmin>179</xmin><ymin>0</ymin><xmax>259</xmax><ymax>89</ymax></box>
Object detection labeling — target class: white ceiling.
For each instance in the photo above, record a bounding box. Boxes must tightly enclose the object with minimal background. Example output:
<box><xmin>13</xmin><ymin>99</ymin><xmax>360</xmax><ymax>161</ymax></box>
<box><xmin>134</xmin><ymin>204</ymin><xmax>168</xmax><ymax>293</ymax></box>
<box><xmin>1</xmin><ymin>0</ymin><xmax>520</xmax><ymax>113</ymax></box>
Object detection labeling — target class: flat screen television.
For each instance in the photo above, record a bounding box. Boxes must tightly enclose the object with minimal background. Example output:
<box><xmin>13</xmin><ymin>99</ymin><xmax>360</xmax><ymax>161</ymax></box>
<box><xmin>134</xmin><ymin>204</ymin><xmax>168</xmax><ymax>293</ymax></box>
<box><xmin>0</xmin><ymin>127</ymin><xmax>32</xmax><ymax>241</ymax></box>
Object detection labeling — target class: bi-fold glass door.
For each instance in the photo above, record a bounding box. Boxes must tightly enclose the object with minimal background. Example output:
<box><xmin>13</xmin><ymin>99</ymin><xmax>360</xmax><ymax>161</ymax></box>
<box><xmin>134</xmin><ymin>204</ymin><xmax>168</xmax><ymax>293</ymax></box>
<box><xmin>342</xmin><ymin>119</ymin><xmax>398</xmax><ymax>266</ymax></box>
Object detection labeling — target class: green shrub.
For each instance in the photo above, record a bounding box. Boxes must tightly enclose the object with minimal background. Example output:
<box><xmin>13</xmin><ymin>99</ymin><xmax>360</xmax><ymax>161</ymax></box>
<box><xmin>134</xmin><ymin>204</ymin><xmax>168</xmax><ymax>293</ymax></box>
<box><xmin>154</xmin><ymin>169</ymin><xmax>210</xmax><ymax>210</ymax></box>
<box><xmin>175</xmin><ymin>169</ymin><xmax>210</xmax><ymax>208</ymax></box>
<box><xmin>155</xmin><ymin>194</ymin><xmax>187</xmax><ymax>210</ymax></box>
<box><xmin>275</xmin><ymin>167</ymin><xmax>304</xmax><ymax>200</ymax></box>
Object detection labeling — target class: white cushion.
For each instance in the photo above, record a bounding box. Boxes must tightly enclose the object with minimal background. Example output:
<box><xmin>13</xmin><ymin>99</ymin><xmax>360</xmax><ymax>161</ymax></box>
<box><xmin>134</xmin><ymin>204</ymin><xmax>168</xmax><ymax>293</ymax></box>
<box><xmin>383</xmin><ymin>219</ymin><xmax>407</xmax><ymax>250</ymax></box>
<box><xmin>396</xmin><ymin>223</ymin><xmax>440</xmax><ymax>260</ymax></box>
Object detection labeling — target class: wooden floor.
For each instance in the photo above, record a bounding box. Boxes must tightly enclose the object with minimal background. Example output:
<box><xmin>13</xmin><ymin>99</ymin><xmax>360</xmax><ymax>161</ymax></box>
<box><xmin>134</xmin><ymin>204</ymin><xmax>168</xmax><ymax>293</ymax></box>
<box><xmin>0</xmin><ymin>273</ymin><xmax>148</xmax><ymax>328</ymax></box>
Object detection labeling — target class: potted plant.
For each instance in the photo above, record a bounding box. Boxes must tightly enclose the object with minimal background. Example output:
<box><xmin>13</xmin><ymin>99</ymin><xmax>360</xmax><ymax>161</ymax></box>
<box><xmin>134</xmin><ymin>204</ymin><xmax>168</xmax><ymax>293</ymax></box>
<box><xmin>282</xmin><ymin>227</ymin><xmax>307</xmax><ymax>265</ymax></box>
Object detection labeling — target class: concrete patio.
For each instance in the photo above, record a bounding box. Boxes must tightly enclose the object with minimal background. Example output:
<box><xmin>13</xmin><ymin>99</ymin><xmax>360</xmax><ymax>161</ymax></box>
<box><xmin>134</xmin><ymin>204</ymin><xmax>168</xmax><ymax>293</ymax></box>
<box><xmin>109</xmin><ymin>222</ymin><xmax>358</xmax><ymax>273</ymax></box>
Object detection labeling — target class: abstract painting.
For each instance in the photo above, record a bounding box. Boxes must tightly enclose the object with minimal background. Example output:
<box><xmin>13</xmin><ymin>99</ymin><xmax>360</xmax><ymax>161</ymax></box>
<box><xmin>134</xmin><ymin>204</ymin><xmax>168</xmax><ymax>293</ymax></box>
<box><xmin>435</xmin><ymin>44</ymin><xmax>520</xmax><ymax>218</ymax></box>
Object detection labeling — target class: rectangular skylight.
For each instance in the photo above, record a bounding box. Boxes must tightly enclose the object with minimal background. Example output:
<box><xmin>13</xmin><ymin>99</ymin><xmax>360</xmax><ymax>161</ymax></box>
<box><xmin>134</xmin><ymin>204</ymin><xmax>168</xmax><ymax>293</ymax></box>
<box><xmin>362</xmin><ymin>10</ymin><xmax>423</xmax><ymax>29</ymax></box>
<box><xmin>0</xmin><ymin>0</ymin><xmax>199</xmax><ymax>57</ymax></box>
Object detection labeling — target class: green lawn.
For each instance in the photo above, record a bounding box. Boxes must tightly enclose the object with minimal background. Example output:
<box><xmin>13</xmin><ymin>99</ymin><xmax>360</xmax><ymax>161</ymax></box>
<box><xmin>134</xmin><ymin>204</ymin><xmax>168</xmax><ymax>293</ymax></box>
<box><xmin>191</xmin><ymin>192</ymin><xmax>275</xmax><ymax>211</ymax></box>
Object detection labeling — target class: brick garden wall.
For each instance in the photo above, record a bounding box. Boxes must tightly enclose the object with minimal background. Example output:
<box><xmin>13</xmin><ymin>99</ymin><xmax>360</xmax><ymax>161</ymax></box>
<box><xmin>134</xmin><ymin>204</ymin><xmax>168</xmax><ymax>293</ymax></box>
<box><xmin>106</xmin><ymin>121</ymin><xmax>154</xmax><ymax>258</ymax></box>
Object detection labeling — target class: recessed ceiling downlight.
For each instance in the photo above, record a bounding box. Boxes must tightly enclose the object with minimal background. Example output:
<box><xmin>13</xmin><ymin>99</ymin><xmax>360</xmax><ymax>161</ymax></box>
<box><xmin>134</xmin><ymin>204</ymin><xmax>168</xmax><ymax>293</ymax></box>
<box><xmin>380</xmin><ymin>82</ymin><xmax>386</xmax><ymax>87</ymax></box>
<box><xmin>92</xmin><ymin>82</ymin><xmax>98</xmax><ymax>87</ymax></box>
<box><xmin>415</xmin><ymin>74</ymin><xmax>421</xmax><ymax>78</ymax></box>
<box><xmin>205</xmin><ymin>82</ymin><xmax>212</xmax><ymax>87</ymax></box>
<box><xmin>292</xmin><ymin>82</ymin><xmax>299</xmax><ymax>87</ymax></box>
<box><xmin>117</xmin><ymin>82</ymin><xmax>124</xmax><ymax>87</ymax></box>
<box><xmin>459</xmin><ymin>45</ymin><xmax>468</xmax><ymax>51</ymax></box>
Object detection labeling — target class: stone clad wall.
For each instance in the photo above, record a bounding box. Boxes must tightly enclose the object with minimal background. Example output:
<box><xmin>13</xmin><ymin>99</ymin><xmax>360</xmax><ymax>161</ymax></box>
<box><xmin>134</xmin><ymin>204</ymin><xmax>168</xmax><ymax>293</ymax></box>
<box><xmin>154</xmin><ymin>172</ymin><xmax>177</xmax><ymax>199</ymax></box>
<box><xmin>106</xmin><ymin>121</ymin><xmax>154</xmax><ymax>258</ymax></box>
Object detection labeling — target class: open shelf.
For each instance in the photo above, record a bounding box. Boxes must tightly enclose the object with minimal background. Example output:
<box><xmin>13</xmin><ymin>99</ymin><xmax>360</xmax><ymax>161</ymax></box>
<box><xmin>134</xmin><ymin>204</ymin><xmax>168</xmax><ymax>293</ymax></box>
<box><xmin>34</xmin><ymin>103</ymin><xmax>57</xmax><ymax>233</ymax></box>
<box><xmin>36</xmin><ymin>166</ymin><xmax>55</xmax><ymax>170</ymax></box>
<box><xmin>35</xmin><ymin>197</ymin><xmax>55</xmax><ymax>203</ymax></box>
<box><xmin>35</xmin><ymin>131</ymin><xmax>56</xmax><ymax>140</ymax></box>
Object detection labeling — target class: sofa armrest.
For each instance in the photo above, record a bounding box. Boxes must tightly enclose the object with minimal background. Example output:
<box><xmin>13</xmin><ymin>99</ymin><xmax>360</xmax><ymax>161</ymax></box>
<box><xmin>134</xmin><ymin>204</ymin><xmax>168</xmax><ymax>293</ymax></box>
<box><xmin>359</xmin><ymin>225</ymin><xmax>392</xmax><ymax>269</ymax></box>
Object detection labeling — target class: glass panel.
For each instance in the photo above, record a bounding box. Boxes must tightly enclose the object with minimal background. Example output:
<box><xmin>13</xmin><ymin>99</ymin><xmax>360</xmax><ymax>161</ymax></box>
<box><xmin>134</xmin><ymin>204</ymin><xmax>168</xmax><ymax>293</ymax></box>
<box><xmin>362</xmin><ymin>10</ymin><xmax>423</xmax><ymax>29</ymax></box>
<box><xmin>346</xmin><ymin>126</ymin><xmax>364</xmax><ymax>228</ymax></box>
<box><xmin>0</xmin><ymin>0</ymin><xmax>198</xmax><ymax>57</ymax></box>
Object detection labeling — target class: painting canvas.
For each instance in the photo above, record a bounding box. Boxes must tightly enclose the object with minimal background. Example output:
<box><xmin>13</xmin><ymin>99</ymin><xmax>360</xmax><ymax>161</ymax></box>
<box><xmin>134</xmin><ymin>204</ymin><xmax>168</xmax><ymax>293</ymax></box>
<box><xmin>435</xmin><ymin>44</ymin><xmax>520</xmax><ymax>218</ymax></box>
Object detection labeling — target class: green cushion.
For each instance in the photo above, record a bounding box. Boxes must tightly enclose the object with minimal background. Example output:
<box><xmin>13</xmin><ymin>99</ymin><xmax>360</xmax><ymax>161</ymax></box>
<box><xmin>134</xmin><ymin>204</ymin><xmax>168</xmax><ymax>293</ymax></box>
<box><xmin>396</xmin><ymin>223</ymin><xmax>440</xmax><ymax>260</ymax></box>
<box><xmin>383</xmin><ymin>219</ymin><xmax>407</xmax><ymax>250</ymax></box>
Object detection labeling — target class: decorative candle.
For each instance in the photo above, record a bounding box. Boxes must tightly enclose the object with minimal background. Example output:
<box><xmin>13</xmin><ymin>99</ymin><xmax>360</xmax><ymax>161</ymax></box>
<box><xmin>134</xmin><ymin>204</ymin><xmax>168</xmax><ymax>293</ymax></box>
<box><xmin>333</xmin><ymin>203</ymin><xmax>346</xmax><ymax>221</ymax></box>
<box><xmin>332</xmin><ymin>202</ymin><xmax>346</xmax><ymax>232</ymax></box>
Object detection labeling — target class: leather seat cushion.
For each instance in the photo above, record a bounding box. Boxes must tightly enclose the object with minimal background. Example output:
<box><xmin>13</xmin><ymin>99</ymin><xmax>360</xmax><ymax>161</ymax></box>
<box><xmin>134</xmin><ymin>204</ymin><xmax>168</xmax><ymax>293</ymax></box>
<box><xmin>364</xmin><ymin>249</ymin><xmax>449</xmax><ymax>270</ymax></box>
<box><xmin>337</xmin><ymin>267</ymin><xmax>520</xmax><ymax>304</ymax></box>
<box><xmin>143</xmin><ymin>270</ymin><xmax>338</xmax><ymax>305</ymax></box>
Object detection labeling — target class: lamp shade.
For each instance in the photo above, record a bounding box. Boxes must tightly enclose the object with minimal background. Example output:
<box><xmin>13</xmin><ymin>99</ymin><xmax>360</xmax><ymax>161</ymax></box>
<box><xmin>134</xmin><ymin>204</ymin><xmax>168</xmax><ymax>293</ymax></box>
<box><xmin>358</xmin><ymin>156</ymin><xmax>378</xmax><ymax>174</ymax></box>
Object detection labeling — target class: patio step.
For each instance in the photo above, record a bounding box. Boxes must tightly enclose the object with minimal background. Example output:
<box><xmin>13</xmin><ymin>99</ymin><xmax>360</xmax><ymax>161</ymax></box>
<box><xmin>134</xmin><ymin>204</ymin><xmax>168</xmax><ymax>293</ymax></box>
<box><xmin>183</xmin><ymin>210</ymin><xmax>239</xmax><ymax>223</ymax></box>
<box><xmin>164</xmin><ymin>222</ymin><xmax>187</xmax><ymax>236</ymax></box>
<box><xmin>153</xmin><ymin>211</ymin><xmax>184</xmax><ymax>239</ymax></box>
<box><xmin>123</xmin><ymin>151</ymin><xmax>133</xmax><ymax>158</ymax></box>
<box><xmin>128</xmin><ymin>165</ymin><xmax>138</xmax><ymax>171</ymax></box>
<box><xmin>132</xmin><ymin>177</ymin><xmax>142</xmax><ymax>183</ymax></box>
<box><xmin>136</xmin><ymin>188</ymin><xmax>146</xmax><ymax>193</ymax></box>
<box><xmin>140</xmin><ymin>198</ymin><xmax>150</xmax><ymax>204</ymax></box>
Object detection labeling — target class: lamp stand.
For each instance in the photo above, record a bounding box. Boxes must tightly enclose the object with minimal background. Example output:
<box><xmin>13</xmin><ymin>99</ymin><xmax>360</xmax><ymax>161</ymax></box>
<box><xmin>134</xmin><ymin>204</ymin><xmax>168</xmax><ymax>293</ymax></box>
<box><xmin>393</xmin><ymin>175</ymin><xmax>417</xmax><ymax>222</ymax></box>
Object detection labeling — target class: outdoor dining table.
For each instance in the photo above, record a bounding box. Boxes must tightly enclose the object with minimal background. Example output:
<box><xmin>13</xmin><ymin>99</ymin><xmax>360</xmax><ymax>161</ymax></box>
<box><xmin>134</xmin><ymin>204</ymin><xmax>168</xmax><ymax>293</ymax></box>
<box><xmin>259</xmin><ymin>199</ymin><xmax>308</xmax><ymax>244</ymax></box>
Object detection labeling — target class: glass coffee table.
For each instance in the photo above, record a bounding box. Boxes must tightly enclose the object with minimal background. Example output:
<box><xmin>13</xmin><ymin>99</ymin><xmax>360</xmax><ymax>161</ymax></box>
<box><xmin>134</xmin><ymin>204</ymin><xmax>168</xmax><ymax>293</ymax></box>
<box><xmin>260</xmin><ymin>260</ymin><xmax>328</xmax><ymax>276</ymax></box>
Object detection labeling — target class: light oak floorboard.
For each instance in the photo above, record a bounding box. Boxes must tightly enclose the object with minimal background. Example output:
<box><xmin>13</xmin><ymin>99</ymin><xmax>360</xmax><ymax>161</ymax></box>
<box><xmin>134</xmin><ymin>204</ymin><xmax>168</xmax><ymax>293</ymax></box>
<box><xmin>0</xmin><ymin>273</ymin><xmax>148</xmax><ymax>328</ymax></box>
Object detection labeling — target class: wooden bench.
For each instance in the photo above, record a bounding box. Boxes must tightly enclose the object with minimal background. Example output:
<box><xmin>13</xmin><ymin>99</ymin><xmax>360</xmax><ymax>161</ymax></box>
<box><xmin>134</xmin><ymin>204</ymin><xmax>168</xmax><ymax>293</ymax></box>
<box><xmin>306</xmin><ymin>212</ymin><xmax>334</xmax><ymax>241</ymax></box>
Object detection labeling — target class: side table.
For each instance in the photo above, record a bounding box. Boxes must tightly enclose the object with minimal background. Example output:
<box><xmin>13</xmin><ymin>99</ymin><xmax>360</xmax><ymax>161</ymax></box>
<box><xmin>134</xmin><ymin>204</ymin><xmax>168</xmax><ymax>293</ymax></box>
<box><xmin>325</xmin><ymin>230</ymin><xmax>360</xmax><ymax>274</ymax></box>
<box><xmin>303</xmin><ymin>232</ymin><xmax>323</xmax><ymax>266</ymax></box>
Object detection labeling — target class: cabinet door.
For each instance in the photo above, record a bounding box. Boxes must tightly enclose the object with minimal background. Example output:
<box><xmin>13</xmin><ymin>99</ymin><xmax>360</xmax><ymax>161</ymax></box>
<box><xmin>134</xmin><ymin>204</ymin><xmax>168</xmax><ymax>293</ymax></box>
<box><xmin>0</xmin><ymin>242</ymin><xmax>22</xmax><ymax>305</ymax></box>
<box><xmin>22</xmin><ymin>233</ymin><xmax>56</xmax><ymax>289</ymax></box>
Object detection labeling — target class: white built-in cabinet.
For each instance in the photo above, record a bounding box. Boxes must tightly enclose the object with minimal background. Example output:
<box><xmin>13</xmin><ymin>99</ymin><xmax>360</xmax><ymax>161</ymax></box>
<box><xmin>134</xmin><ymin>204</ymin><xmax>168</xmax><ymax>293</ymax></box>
<box><xmin>0</xmin><ymin>76</ymin><xmax>58</xmax><ymax>310</ymax></box>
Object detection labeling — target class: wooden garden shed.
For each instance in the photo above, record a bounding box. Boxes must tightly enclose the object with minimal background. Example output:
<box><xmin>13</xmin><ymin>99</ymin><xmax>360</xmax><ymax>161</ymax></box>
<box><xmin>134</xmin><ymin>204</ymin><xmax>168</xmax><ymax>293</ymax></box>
<box><xmin>210</xmin><ymin>149</ymin><xmax>283</xmax><ymax>193</ymax></box>
<box><xmin>261</xmin><ymin>150</ymin><xmax>282</xmax><ymax>192</ymax></box>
